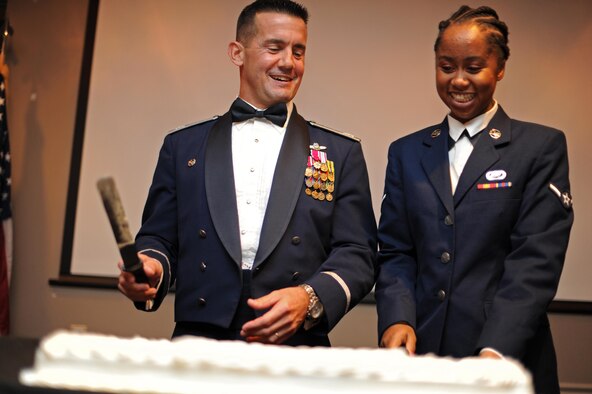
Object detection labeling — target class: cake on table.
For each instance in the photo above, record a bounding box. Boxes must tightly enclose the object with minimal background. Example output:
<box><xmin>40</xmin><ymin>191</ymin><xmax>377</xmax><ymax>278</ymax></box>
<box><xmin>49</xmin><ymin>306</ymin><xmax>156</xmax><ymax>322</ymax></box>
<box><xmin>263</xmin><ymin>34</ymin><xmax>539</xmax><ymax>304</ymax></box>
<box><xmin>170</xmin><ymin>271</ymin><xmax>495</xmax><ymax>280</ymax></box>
<box><xmin>20</xmin><ymin>330</ymin><xmax>533</xmax><ymax>394</ymax></box>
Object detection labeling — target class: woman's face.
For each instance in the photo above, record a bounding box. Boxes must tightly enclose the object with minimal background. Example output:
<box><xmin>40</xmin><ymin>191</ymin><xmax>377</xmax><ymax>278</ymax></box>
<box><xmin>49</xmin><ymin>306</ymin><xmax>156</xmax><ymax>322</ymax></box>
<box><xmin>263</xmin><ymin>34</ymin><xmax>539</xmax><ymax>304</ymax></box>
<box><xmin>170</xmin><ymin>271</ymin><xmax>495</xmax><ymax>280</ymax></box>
<box><xmin>435</xmin><ymin>23</ymin><xmax>505</xmax><ymax>123</ymax></box>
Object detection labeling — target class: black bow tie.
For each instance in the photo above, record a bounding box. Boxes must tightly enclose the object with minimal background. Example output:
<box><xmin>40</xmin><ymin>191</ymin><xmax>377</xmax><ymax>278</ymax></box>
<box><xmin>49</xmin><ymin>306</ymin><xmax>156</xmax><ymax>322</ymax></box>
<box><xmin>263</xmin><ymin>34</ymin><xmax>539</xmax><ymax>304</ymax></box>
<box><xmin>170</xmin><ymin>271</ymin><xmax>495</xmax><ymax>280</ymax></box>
<box><xmin>448</xmin><ymin>129</ymin><xmax>479</xmax><ymax>150</ymax></box>
<box><xmin>230</xmin><ymin>98</ymin><xmax>288</xmax><ymax>127</ymax></box>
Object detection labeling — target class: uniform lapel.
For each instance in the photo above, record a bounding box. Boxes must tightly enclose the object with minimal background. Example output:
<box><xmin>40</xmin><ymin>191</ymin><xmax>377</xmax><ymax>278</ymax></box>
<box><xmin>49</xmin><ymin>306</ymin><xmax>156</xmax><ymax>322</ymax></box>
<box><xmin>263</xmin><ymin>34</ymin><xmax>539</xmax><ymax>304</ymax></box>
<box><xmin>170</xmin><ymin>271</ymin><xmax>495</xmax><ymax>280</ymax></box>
<box><xmin>204</xmin><ymin>112</ymin><xmax>242</xmax><ymax>266</ymax></box>
<box><xmin>253</xmin><ymin>107</ymin><xmax>309</xmax><ymax>267</ymax></box>
<box><xmin>453</xmin><ymin>107</ymin><xmax>512</xmax><ymax>206</ymax></box>
<box><xmin>421</xmin><ymin>121</ymin><xmax>455</xmax><ymax>216</ymax></box>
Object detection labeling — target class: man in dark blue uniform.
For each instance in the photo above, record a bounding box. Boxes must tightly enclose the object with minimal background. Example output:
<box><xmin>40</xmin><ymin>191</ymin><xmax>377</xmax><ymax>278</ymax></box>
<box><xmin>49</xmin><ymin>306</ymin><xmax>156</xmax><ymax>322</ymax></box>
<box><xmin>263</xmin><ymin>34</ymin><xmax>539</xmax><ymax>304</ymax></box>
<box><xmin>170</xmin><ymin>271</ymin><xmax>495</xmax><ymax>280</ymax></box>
<box><xmin>118</xmin><ymin>0</ymin><xmax>376</xmax><ymax>347</ymax></box>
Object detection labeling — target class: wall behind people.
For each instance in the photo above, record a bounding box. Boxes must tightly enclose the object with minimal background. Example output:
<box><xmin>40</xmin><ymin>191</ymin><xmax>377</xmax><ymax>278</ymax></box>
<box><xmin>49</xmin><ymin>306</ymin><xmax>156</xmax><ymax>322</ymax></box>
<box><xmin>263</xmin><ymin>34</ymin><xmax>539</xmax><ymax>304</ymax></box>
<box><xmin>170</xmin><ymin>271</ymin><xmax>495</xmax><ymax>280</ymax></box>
<box><xmin>6</xmin><ymin>0</ymin><xmax>591</xmax><ymax>388</ymax></box>
<box><xmin>67</xmin><ymin>0</ymin><xmax>592</xmax><ymax>304</ymax></box>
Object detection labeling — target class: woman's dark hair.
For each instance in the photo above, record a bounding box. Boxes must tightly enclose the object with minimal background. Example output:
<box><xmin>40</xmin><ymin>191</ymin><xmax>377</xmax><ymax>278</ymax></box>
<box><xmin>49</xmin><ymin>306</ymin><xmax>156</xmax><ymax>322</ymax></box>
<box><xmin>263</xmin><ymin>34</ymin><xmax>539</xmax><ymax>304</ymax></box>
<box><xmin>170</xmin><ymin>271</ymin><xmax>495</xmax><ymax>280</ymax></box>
<box><xmin>435</xmin><ymin>5</ymin><xmax>510</xmax><ymax>67</ymax></box>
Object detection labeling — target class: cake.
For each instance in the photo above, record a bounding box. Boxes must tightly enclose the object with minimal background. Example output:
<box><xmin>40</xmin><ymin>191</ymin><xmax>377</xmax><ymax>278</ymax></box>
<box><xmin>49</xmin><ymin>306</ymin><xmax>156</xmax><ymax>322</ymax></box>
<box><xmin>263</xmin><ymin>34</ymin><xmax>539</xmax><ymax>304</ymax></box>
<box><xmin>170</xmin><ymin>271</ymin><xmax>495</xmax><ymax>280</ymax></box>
<box><xmin>20</xmin><ymin>330</ymin><xmax>533</xmax><ymax>394</ymax></box>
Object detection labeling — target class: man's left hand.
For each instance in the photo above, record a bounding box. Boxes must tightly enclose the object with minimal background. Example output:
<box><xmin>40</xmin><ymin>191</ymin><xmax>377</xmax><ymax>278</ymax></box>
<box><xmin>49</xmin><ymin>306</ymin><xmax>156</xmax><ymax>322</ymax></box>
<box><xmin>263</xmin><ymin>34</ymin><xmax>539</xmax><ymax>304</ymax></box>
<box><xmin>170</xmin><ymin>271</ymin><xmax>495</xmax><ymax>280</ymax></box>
<box><xmin>240</xmin><ymin>286</ymin><xmax>309</xmax><ymax>344</ymax></box>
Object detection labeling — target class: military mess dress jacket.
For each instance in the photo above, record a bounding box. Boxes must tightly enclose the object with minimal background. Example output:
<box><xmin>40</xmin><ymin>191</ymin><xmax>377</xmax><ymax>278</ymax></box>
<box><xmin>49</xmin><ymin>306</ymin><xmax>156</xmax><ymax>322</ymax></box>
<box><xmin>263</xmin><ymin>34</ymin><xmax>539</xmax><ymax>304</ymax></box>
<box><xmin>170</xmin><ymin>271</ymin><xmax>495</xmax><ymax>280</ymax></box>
<box><xmin>135</xmin><ymin>106</ymin><xmax>377</xmax><ymax>344</ymax></box>
<box><xmin>375</xmin><ymin>106</ymin><xmax>573</xmax><ymax>392</ymax></box>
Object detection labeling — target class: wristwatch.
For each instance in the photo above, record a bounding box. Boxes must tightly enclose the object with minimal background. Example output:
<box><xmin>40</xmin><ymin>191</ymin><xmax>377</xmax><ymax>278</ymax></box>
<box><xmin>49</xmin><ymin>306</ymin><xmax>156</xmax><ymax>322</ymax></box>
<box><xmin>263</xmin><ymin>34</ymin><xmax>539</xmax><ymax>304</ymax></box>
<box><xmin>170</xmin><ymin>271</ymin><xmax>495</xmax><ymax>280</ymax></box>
<box><xmin>299</xmin><ymin>284</ymin><xmax>324</xmax><ymax>329</ymax></box>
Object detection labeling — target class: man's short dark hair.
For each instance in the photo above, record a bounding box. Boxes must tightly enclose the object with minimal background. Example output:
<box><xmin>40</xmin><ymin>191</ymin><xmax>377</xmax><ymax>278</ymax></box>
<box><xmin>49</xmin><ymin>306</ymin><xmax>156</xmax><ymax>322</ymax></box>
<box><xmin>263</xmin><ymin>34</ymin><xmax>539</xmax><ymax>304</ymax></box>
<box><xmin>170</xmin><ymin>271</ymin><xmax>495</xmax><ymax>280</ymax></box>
<box><xmin>236</xmin><ymin>0</ymin><xmax>309</xmax><ymax>43</ymax></box>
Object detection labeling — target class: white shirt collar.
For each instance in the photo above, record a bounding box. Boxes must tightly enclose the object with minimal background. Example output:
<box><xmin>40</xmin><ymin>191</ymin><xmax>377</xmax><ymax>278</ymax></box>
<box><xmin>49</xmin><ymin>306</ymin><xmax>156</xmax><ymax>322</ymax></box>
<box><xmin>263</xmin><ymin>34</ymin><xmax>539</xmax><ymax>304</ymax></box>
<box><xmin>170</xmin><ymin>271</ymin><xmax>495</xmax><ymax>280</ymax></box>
<box><xmin>447</xmin><ymin>100</ymin><xmax>499</xmax><ymax>142</ymax></box>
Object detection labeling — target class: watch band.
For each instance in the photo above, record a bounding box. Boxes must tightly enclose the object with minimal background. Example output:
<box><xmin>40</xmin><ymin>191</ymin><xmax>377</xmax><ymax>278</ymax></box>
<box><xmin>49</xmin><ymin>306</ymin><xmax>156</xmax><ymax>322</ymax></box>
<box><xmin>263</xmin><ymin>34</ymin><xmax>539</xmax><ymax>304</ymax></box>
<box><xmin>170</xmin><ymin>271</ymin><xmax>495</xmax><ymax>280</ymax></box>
<box><xmin>299</xmin><ymin>284</ymin><xmax>324</xmax><ymax>330</ymax></box>
<box><xmin>299</xmin><ymin>284</ymin><xmax>318</xmax><ymax>316</ymax></box>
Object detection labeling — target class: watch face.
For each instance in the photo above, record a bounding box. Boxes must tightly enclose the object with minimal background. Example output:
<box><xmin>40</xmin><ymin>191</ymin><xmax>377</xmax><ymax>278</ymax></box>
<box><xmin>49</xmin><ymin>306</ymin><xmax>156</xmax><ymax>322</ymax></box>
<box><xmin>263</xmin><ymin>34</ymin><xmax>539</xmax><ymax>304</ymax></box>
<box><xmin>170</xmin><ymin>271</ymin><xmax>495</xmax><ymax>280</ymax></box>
<box><xmin>309</xmin><ymin>301</ymin><xmax>324</xmax><ymax>320</ymax></box>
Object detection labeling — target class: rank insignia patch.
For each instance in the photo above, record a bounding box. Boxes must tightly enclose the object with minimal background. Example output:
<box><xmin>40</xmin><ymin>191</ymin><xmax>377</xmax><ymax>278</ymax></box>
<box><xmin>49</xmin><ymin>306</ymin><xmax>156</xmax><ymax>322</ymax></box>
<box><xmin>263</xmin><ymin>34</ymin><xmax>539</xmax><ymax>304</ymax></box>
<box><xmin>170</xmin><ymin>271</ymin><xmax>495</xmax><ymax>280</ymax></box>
<box><xmin>549</xmin><ymin>183</ymin><xmax>573</xmax><ymax>210</ymax></box>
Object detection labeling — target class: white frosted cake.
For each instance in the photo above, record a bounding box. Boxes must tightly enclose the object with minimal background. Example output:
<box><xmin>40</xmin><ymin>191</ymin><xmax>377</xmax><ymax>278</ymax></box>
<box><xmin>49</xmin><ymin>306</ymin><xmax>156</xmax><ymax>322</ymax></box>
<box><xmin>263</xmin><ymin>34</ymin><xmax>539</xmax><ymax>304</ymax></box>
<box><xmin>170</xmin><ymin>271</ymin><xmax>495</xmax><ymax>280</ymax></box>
<box><xmin>20</xmin><ymin>330</ymin><xmax>533</xmax><ymax>394</ymax></box>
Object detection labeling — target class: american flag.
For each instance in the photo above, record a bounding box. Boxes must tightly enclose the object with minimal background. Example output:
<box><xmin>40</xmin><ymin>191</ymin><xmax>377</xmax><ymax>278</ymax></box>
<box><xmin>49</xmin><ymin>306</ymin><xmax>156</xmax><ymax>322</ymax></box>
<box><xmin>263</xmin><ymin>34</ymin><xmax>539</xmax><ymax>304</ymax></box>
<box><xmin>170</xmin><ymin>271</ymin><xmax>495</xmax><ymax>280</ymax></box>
<box><xmin>0</xmin><ymin>72</ymin><xmax>11</xmax><ymax>336</ymax></box>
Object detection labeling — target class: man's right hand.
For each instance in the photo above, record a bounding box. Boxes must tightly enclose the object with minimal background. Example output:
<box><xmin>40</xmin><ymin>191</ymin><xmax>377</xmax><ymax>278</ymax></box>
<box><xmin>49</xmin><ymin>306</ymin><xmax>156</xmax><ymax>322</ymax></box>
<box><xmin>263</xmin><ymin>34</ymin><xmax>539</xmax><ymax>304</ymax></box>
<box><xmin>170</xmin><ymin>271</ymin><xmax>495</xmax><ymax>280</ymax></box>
<box><xmin>117</xmin><ymin>254</ymin><xmax>162</xmax><ymax>302</ymax></box>
<box><xmin>380</xmin><ymin>323</ymin><xmax>416</xmax><ymax>355</ymax></box>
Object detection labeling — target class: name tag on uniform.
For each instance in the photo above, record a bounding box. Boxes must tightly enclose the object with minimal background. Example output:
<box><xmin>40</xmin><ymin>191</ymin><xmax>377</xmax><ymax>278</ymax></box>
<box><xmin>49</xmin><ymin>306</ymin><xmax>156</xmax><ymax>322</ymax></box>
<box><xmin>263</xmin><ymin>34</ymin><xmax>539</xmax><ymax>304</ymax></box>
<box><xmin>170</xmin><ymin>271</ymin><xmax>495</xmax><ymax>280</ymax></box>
<box><xmin>486</xmin><ymin>170</ymin><xmax>507</xmax><ymax>181</ymax></box>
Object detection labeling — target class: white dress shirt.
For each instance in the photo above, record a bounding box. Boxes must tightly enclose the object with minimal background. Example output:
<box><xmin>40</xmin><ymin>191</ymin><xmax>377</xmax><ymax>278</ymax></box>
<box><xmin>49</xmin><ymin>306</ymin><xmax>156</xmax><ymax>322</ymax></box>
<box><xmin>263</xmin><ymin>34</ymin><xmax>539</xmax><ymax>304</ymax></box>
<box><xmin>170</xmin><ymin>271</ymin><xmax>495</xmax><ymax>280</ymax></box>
<box><xmin>448</xmin><ymin>101</ymin><xmax>499</xmax><ymax>193</ymax></box>
<box><xmin>232</xmin><ymin>99</ymin><xmax>293</xmax><ymax>269</ymax></box>
<box><xmin>447</xmin><ymin>101</ymin><xmax>505</xmax><ymax>359</ymax></box>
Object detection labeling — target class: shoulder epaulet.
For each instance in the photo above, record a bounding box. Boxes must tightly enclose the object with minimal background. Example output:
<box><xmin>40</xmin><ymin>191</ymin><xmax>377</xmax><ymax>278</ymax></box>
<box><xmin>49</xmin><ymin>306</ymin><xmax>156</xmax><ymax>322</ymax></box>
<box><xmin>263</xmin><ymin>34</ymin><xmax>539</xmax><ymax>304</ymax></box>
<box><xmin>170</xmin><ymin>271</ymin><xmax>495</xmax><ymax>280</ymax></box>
<box><xmin>308</xmin><ymin>120</ymin><xmax>361</xmax><ymax>142</ymax></box>
<box><xmin>168</xmin><ymin>116</ymin><xmax>219</xmax><ymax>134</ymax></box>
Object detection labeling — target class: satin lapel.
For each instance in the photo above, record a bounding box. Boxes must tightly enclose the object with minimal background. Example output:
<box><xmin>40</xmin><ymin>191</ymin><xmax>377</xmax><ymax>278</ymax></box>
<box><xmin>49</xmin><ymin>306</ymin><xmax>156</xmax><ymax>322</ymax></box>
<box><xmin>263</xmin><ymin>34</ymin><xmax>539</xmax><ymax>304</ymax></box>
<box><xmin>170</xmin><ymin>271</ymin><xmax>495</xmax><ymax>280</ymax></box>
<box><xmin>453</xmin><ymin>107</ymin><xmax>511</xmax><ymax>206</ymax></box>
<box><xmin>254</xmin><ymin>108</ymin><xmax>309</xmax><ymax>266</ymax></box>
<box><xmin>421</xmin><ymin>121</ymin><xmax>454</xmax><ymax>216</ymax></box>
<box><xmin>204</xmin><ymin>112</ymin><xmax>242</xmax><ymax>266</ymax></box>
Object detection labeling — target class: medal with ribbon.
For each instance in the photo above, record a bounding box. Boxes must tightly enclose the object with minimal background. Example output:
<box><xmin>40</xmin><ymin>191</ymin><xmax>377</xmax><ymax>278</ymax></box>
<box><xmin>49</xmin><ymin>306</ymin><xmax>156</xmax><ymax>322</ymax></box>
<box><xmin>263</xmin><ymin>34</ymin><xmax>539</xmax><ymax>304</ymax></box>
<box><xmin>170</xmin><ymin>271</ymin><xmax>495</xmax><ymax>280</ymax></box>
<box><xmin>305</xmin><ymin>143</ymin><xmax>335</xmax><ymax>202</ymax></box>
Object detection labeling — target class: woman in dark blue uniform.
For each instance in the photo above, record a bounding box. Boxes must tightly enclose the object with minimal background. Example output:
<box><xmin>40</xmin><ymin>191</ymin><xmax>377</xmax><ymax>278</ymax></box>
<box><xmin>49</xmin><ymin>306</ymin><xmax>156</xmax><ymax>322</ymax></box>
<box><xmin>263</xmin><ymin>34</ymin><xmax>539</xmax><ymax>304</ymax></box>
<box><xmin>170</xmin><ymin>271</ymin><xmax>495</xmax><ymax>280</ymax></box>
<box><xmin>375</xmin><ymin>6</ymin><xmax>573</xmax><ymax>394</ymax></box>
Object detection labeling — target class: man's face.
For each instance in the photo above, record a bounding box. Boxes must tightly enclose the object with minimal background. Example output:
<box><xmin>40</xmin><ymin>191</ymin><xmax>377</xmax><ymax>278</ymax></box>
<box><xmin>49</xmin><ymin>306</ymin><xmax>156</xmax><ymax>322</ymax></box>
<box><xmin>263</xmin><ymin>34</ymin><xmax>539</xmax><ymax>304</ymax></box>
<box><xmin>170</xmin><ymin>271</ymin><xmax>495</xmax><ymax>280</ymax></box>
<box><xmin>231</xmin><ymin>12</ymin><xmax>307</xmax><ymax>109</ymax></box>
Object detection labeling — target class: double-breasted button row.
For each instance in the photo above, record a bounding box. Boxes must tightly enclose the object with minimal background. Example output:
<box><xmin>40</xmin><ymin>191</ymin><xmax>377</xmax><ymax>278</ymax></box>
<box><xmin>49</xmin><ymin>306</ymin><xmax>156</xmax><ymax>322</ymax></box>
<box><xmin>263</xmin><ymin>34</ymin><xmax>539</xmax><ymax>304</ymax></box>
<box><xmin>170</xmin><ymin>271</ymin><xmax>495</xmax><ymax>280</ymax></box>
<box><xmin>200</xmin><ymin>262</ymin><xmax>207</xmax><ymax>272</ymax></box>
<box><xmin>437</xmin><ymin>290</ymin><xmax>446</xmax><ymax>301</ymax></box>
<box><xmin>199</xmin><ymin>229</ymin><xmax>207</xmax><ymax>238</ymax></box>
<box><xmin>441</xmin><ymin>215</ymin><xmax>452</xmax><ymax>265</ymax></box>
<box><xmin>197</xmin><ymin>297</ymin><xmax>207</xmax><ymax>306</ymax></box>
<box><xmin>291</xmin><ymin>236</ymin><xmax>301</xmax><ymax>245</ymax></box>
